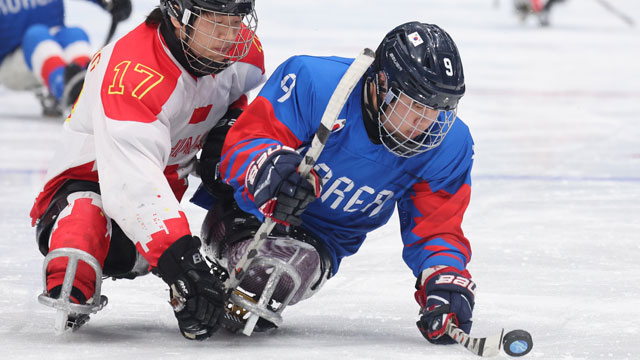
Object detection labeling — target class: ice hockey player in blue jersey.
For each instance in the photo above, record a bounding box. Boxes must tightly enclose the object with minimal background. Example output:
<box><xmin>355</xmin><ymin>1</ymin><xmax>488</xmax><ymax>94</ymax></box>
<box><xmin>0</xmin><ymin>0</ymin><xmax>131</xmax><ymax>116</ymax></box>
<box><xmin>194</xmin><ymin>22</ymin><xmax>477</xmax><ymax>342</ymax></box>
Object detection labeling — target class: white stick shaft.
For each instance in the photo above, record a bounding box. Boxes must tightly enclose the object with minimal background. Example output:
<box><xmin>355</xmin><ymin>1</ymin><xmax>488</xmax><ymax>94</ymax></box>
<box><xmin>446</xmin><ymin>322</ymin><xmax>504</xmax><ymax>357</ymax></box>
<box><xmin>297</xmin><ymin>48</ymin><xmax>375</xmax><ymax>176</ymax></box>
<box><xmin>224</xmin><ymin>48</ymin><xmax>375</xmax><ymax>292</ymax></box>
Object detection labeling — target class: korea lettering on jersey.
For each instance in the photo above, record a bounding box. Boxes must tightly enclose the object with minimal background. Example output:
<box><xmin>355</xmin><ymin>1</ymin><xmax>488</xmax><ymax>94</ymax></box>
<box><xmin>30</xmin><ymin>21</ymin><xmax>266</xmax><ymax>267</ymax></box>
<box><xmin>220</xmin><ymin>55</ymin><xmax>474</xmax><ymax>276</ymax></box>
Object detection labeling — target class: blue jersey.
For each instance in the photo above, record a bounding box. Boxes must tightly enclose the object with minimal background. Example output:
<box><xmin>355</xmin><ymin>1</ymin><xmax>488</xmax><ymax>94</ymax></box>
<box><xmin>0</xmin><ymin>0</ymin><xmax>99</xmax><ymax>63</ymax></box>
<box><xmin>219</xmin><ymin>55</ymin><xmax>475</xmax><ymax>278</ymax></box>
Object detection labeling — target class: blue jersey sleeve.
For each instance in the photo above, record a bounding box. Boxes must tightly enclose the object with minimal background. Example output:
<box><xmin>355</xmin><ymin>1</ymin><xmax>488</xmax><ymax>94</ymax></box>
<box><xmin>219</xmin><ymin>56</ymin><xmax>334</xmax><ymax>217</ymax></box>
<box><xmin>398</xmin><ymin>127</ymin><xmax>475</xmax><ymax>277</ymax></box>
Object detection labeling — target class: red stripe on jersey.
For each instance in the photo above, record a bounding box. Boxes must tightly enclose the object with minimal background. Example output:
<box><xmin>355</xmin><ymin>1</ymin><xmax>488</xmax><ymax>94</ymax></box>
<box><xmin>423</xmin><ymin>245</ymin><xmax>451</xmax><ymax>252</ymax></box>
<box><xmin>225</xmin><ymin>142</ymin><xmax>274</xmax><ymax>186</ymax></box>
<box><xmin>139</xmin><ymin>210</ymin><xmax>191</xmax><ymax>267</ymax></box>
<box><xmin>40</xmin><ymin>56</ymin><xmax>66</xmax><ymax>87</ymax></box>
<box><xmin>30</xmin><ymin>162</ymin><xmax>99</xmax><ymax>225</ymax></box>
<box><xmin>188</xmin><ymin>104</ymin><xmax>213</xmax><ymax>124</ymax></box>
<box><xmin>407</xmin><ymin>181</ymin><xmax>472</xmax><ymax>262</ymax></box>
<box><xmin>222</xmin><ymin>96</ymin><xmax>302</xmax><ymax>156</ymax></box>
<box><xmin>101</xmin><ymin>23</ymin><xmax>181</xmax><ymax>123</ymax></box>
<box><xmin>428</xmin><ymin>252</ymin><xmax>466</xmax><ymax>264</ymax></box>
<box><xmin>164</xmin><ymin>164</ymin><xmax>188</xmax><ymax>202</ymax></box>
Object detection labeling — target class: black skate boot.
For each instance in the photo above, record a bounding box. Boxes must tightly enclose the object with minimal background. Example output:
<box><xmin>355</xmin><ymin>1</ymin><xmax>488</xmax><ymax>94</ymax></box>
<box><xmin>61</xmin><ymin>63</ymin><xmax>87</xmax><ymax>109</ymax></box>
<box><xmin>36</xmin><ymin>88</ymin><xmax>63</xmax><ymax>117</ymax></box>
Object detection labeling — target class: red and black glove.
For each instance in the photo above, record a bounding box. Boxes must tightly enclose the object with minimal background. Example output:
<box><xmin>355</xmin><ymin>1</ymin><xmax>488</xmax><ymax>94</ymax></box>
<box><xmin>156</xmin><ymin>235</ymin><xmax>227</xmax><ymax>340</ymax></box>
<box><xmin>415</xmin><ymin>266</ymin><xmax>476</xmax><ymax>344</ymax></box>
<box><xmin>246</xmin><ymin>146</ymin><xmax>321</xmax><ymax>226</ymax></box>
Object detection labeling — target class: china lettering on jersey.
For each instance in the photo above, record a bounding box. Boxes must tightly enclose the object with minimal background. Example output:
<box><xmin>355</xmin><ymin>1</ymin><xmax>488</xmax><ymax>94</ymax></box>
<box><xmin>313</xmin><ymin>162</ymin><xmax>395</xmax><ymax>217</ymax></box>
<box><xmin>170</xmin><ymin>134</ymin><xmax>205</xmax><ymax>158</ymax></box>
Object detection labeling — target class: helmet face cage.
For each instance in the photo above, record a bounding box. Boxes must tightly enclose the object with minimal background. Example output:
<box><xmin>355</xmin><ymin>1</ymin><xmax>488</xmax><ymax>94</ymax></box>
<box><xmin>178</xmin><ymin>5</ymin><xmax>257</xmax><ymax>75</ymax></box>
<box><xmin>365</xmin><ymin>22</ymin><xmax>464</xmax><ymax>157</ymax></box>
<box><xmin>378</xmin><ymin>86</ymin><xmax>457</xmax><ymax>158</ymax></box>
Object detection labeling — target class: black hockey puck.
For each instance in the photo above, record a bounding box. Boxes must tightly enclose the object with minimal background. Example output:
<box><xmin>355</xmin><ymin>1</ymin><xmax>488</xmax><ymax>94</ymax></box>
<box><xmin>502</xmin><ymin>329</ymin><xmax>533</xmax><ymax>357</ymax></box>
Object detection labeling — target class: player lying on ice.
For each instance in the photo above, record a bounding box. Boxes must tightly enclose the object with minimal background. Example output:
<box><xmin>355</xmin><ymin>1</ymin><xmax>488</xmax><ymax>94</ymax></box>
<box><xmin>30</xmin><ymin>0</ymin><xmax>264</xmax><ymax>339</ymax></box>
<box><xmin>192</xmin><ymin>21</ymin><xmax>478</xmax><ymax>344</ymax></box>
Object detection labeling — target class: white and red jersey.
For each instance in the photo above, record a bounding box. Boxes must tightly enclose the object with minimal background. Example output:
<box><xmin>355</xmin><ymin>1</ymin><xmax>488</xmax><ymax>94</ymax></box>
<box><xmin>30</xmin><ymin>22</ymin><xmax>266</xmax><ymax>267</ymax></box>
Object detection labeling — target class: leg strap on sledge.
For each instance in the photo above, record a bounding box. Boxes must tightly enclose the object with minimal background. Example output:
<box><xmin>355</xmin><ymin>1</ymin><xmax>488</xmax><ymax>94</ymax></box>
<box><xmin>232</xmin><ymin>254</ymin><xmax>303</xmax><ymax>335</ymax></box>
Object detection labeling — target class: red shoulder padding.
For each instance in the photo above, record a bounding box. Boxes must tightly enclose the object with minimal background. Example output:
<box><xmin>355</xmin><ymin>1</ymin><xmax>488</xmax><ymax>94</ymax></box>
<box><xmin>222</xmin><ymin>96</ymin><xmax>302</xmax><ymax>156</ymax></box>
<box><xmin>100</xmin><ymin>23</ymin><xmax>181</xmax><ymax>123</ymax></box>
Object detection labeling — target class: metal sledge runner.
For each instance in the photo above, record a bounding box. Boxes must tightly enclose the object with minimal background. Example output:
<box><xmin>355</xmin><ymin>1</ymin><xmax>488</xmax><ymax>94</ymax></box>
<box><xmin>37</xmin><ymin>248</ymin><xmax>108</xmax><ymax>333</ymax></box>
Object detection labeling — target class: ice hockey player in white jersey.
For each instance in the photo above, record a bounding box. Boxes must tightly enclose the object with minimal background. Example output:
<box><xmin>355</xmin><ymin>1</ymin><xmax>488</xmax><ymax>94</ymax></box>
<box><xmin>30</xmin><ymin>0</ymin><xmax>265</xmax><ymax>340</ymax></box>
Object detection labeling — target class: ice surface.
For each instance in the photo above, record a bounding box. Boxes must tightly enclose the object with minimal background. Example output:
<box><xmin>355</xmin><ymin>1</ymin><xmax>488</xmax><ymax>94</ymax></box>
<box><xmin>1</xmin><ymin>0</ymin><xmax>639</xmax><ymax>359</ymax></box>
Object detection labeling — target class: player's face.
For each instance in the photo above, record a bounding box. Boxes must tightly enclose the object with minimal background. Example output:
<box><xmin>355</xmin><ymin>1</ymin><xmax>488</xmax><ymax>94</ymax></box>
<box><xmin>185</xmin><ymin>11</ymin><xmax>244</xmax><ymax>62</ymax></box>
<box><xmin>381</xmin><ymin>92</ymin><xmax>439</xmax><ymax>141</ymax></box>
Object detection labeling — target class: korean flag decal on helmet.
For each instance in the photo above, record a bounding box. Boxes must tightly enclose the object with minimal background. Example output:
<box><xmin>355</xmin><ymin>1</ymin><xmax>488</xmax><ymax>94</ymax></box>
<box><xmin>408</xmin><ymin>32</ymin><xmax>424</xmax><ymax>47</ymax></box>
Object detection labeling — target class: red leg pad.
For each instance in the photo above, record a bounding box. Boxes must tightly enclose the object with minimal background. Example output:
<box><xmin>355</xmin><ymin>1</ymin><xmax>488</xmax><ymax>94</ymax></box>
<box><xmin>47</xmin><ymin>195</ymin><xmax>111</xmax><ymax>302</ymax></box>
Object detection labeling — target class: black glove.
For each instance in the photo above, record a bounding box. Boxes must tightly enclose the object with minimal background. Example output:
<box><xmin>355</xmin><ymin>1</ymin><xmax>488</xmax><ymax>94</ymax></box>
<box><xmin>101</xmin><ymin>0</ymin><xmax>132</xmax><ymax>22</ymax></box>
<box><xmin>415</xmin><ymin>267</ymin><xmax>475</xmax><ymax>345</ymax></box>
<box><xmin>156</xmin><ymin>235</ymin><xmax>227</xmax><ymax>340</ymax></box>
<box><xmin>198</xmin><ymin>108</ymin><xmax>242</xmax><ymax>202</ymax></box>
<box><xmin>246</xmin><ymin>146</ymin><xmax>321</xmax><ymax>226</ymax></box>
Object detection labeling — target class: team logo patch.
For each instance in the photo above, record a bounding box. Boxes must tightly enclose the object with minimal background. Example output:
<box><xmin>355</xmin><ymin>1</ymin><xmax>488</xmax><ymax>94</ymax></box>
<box><xmin>331</xmin><ymin>119</ymin><xmax>346</xmax><ymax>132</ymax></box>
<box><xmin>408</xmin><ymin>32</ymin><xmax>424</xmax><ymax>47</ymax></box>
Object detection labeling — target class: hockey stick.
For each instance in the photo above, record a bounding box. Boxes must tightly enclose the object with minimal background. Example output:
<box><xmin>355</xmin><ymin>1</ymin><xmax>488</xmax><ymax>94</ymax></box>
<box><xmin>594</xmin><ymin>0</ymin><xmax>635</xmax><ymax>27</ymax></box>
<box><xmin>103</xmin><ymin>16</ymin><xmax>119</xmax><ymax>47</ymax></box>
<box><xmin>446</xmin><ymin>321</ymin><xmax>533</xmax><ymax>357</ymax></box>
<box><xmin>224</xmin><ymin>48</ymin><xmax>376</xmax><ymax>335</ymax></box>
<box><xmin>447</xmin><ymin>322</ymin><xmax>503</xmax><ymax>357</ymax></box>
<box><xmin>101</xmin><ymin>0</ymin><xmax>121</xmax><ymax>47</ymax></box>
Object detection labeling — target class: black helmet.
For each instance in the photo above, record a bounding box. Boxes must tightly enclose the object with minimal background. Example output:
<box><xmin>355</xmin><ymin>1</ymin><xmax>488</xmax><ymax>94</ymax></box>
<box><xmin>161</xmin><ymin>0</ymin><xmax>254</xmax><ymax>19</ymax></box>
<box><xmin>160</xmin><ymin>0</ymin><xmax>257</xmax><ymax>76</ymax></box>
<box><xmin>371</xmin><ymin>21</ymin><xmax>465</xmax><ymax>110</ymax></box>
<box><xmin>363</xmin><ymin>22</ymin><xmax>465</xmax><ymax>157</ymax></box>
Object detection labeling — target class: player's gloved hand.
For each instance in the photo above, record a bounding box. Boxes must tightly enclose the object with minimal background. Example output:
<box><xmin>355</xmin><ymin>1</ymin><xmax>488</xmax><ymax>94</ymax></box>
<box><xmin>198</xmin><ymin>107</ymin><xmax>242</xmax><ymax>202</ymax></box>
<box><xmin>246</xmin><ymin>146</ymin><xmax>321</xmax><ymax>226</ymax></box>
<box><xmin>101</xmin><ymin>0</ymin><xmax>132</xmax><ymax>22</ymax></box>
<box><xmin>156</xmin><ymin>235</ymin><xmax>227</xmax><ymax>340</ymax></box>
<box><xmin>415</xmin><ymin>266</ymin><xmax>476</xmax><ymax>345</ymax></box>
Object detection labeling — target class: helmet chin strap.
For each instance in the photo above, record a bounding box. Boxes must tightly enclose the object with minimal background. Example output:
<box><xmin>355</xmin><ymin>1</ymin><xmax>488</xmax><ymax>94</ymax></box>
<box><xmin>360</xmin><ymin>77</ymin><xmax>382</xmax><ymax>144</ymax></box>
<box><xmin>188</xmin><ymin>51</ymin><xmax>229</xmax><ymax>76</ymax></box>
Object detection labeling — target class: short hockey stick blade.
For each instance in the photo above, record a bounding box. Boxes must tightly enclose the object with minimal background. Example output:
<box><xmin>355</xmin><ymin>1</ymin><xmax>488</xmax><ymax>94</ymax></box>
<box><xmin>446</xmin><ymin>321</ymin><xmax>504</xmax><ymax>357</ymax></box>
